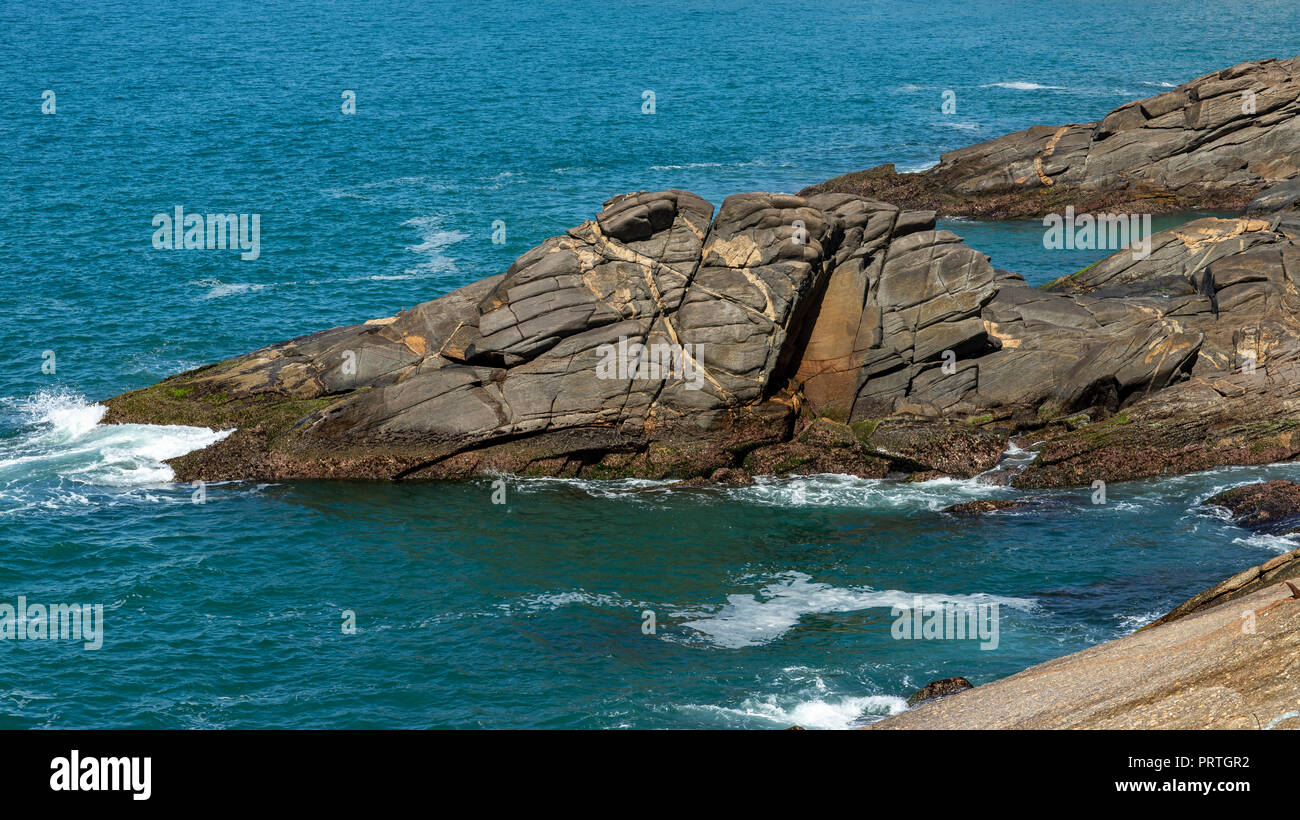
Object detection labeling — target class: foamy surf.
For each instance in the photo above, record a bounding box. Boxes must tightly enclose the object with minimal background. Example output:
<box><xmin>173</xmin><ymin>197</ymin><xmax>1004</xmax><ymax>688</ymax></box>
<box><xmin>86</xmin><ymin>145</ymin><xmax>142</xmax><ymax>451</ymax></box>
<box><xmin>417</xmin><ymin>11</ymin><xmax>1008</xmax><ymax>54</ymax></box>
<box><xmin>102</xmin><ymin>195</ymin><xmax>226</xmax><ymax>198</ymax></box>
<box><xmin>493</xmin><ymin>471</ymin><xmax>1012</xmax><ymax>510</ymax></box>
<box><xmin>401</xmin><ymin>215</ymin><xmax>468</xmax><ymax>277</ymax></box>
<box><xmin>681</xmin><ymin>692</ymin><xmax>907</xmax><ymax>730</ymax></box>
<box><xmin>193</xmin><ymin>279</ymin><xmax>268</xmax><ymax>300</ymax></box>
<box><xmin>729</xmin><ymin>473</ymin><xmax>1009</xmax><ymax>511</ymax></box>
<box><xmin>0</xmin><ymin>391</ymin><xmax>232</xmax><ymax>505</ymax></box>
<box><xmin>1232</xmin><ymin>532</ymin><xmax>1300</xmax><ymax>553</ymax></box>
<box><xmin>681</xmin><ymin>571</ymin><xmax>1037</xmax><ymax>649</ymax></box>
<box><xmin>897</xmin><ymin>160</ymin><xmax>940</xmax><ymax>173</ymax></box>
<box><xmin>981</xmin><ymin>81</ymin><xmax>1066</xmax><ymax>90</ymax></box>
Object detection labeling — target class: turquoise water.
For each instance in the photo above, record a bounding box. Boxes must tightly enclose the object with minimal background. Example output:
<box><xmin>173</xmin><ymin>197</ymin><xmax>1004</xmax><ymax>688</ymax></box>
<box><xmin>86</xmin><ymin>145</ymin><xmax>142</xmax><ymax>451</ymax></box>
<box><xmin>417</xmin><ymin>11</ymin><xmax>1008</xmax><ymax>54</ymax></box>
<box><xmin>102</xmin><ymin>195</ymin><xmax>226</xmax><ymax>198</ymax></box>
<box><xmin>3</xmin><ymin>0</ymin><xmax>1299</xmax><ymax>728</ymax></box>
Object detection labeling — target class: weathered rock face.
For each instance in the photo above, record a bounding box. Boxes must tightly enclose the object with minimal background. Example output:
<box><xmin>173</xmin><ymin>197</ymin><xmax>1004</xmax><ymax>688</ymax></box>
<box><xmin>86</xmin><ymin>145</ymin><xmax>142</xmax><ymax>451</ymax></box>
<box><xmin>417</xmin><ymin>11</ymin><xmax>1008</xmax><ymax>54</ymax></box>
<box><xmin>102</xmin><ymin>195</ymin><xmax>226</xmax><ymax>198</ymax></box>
<box><xmin>104</xmin><ymin>56</ymin><xmax>1300</xmax><ymax>488</ymax></box>
<box><xmin>803</xmin><ymin>57</ymin><xmax>1300</xmax><ymax>219</ymax></box>
<box><xmin>105</xmin><ymin>187</ymin><xmax>1300</xmax><ymax>486</ymax></box>
<box><xmin>1014</xmin><ymin>216</ymin><xmax>1300</xmax><ymax>488</ymax></box>
<box><xmin>105</xmin><ymin>190</ymin><xmax>1020</xmax><ymax>482</ymax></box>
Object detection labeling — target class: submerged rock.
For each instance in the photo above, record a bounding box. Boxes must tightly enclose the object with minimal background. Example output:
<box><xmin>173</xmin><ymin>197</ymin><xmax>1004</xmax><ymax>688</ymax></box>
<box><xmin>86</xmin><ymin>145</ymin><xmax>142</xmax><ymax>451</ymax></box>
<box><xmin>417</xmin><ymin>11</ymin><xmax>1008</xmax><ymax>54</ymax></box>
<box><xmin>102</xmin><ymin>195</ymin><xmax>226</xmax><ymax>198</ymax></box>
<box><xmin>906</xmin><ymin>677</ymin><xmax>974</xmax><ymax>707</ymax></box>
<box><xmin>941</xmin><ymin>499</ymin><xmax>1025</xmax><ymax>518</ymax></box>
<box><xmin>804</xmin><ymin>57</ymin><xmax>1300</xmax><ymax>219</ymax></box>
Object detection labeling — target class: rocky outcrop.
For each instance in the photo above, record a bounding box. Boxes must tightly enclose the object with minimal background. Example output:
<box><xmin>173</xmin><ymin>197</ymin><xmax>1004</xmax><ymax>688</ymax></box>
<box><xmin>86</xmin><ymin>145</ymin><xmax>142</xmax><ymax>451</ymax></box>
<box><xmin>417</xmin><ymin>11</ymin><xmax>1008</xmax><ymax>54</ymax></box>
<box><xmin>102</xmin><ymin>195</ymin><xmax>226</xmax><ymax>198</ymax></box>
<box><xmin>803</xmin><ymin>57</ymin><xmax>1300</xmax><ymax>219</ymax></box>
<box><xmin>105</xmin><ymin>191</ymin><xmax>1300</xmax><ymax>486</ymax></box>
<box><xmin>104</xmin><ymin>57</ymin><xmax>1300</xmax><ymax>489</ymax></box>
<box><xmin>940</xmin><ymin>499</ymin><xmax>1024</xmax><ymax>517</ymax></box>
<box><xmin>105</xmin><ymin>191</ymin><xmax>1020</xmax><ymax>482</ymax></box>
<box><xmin>1246</xmin><ymin>178</ymin><xmax>1300</xmax><ymax>214</ymax></box>
<box><xmin>1202</xmin><ymin>480</ymin><xmax>1300</xmax><ymax>533</ymax></box>
<box><xmin>1013</xmin><ymin>216</ymin><xmax>1300</xmax><ymax>488</ymax></box>
<box><xmin>870</xmin><ymin>576</ymin><xmax>1300</xmax><ymax>729</ymax></box>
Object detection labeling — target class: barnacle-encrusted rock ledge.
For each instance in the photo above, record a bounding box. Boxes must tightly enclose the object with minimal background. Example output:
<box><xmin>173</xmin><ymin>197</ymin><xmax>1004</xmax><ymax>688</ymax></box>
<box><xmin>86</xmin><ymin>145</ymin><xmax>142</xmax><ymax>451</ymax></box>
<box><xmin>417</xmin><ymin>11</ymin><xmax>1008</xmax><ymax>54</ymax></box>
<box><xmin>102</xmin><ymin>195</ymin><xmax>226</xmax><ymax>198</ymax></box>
<box><xmin>105</xmin><ymin>57</ymin><xmax>1300</xmax><ymax>487</ymax></box>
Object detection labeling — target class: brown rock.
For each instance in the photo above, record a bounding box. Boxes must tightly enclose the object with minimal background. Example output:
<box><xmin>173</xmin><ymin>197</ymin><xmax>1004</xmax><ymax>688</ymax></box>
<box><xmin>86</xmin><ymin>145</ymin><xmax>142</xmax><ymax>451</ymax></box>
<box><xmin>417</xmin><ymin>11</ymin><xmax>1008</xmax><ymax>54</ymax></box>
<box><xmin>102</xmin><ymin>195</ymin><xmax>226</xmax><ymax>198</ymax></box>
<box><xmin>906</xmin><ymin>677</ymin><xmax>974</xmax><ymax>707</ymax></box>
<box><xmin>941</xmin><ymin>499</ymin><xmax>1024</xmax><ymax>518</ymax></box>
<box><xmin>1202</xmin><ymin>480</ymin><xmax>1300</xmax><ymax>532</ymax></box>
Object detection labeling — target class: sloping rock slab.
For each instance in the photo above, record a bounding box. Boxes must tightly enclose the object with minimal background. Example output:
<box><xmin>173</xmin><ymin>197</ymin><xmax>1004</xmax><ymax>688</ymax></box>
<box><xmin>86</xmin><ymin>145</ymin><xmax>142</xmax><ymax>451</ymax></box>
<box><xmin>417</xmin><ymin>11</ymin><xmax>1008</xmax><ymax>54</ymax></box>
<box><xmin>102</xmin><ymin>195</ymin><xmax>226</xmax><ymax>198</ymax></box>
<box><xmin>870</xmin><ymin>580</ymin><xmax>1300</xmax><ymax>729</ymax></box>
<box><xmin>1147</xmin><ymin>547</ymin><xmax>1300</xmax><ymax>628</ymax></box>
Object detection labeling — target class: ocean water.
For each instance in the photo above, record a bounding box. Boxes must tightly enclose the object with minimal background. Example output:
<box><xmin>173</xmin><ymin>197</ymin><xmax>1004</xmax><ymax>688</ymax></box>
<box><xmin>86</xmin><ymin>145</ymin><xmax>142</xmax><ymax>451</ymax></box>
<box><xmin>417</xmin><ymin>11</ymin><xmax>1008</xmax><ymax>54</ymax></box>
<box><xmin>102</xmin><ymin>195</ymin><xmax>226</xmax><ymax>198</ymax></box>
<box><xmin>2</xmin><ymin>0</ymin><xmax>1298</xmax><ymax>728</ymax></box>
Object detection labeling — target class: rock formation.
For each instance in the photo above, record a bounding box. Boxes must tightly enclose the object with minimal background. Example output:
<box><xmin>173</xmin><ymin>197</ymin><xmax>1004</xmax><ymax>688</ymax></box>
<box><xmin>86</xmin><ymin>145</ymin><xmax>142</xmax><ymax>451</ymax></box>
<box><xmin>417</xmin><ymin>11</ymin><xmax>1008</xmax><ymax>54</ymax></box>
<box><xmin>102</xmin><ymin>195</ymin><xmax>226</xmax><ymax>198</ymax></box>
<box><xmin>803</xmin><ymin>57</ymin><xmax>1300</xmax><ymax>219</ymax></box>
<box><xmin>905</xmin><ymin>676</ymin><xmax>974</xmax><ymax>707</ymax></box>
<box><xmin>106</xmin><ymin>193</ymin><xmax>1300</xmax><ymax>487</ymax></box>
<box><xmin>104</xmin><ymin>56</ymin><xmax>1300</xmax><ymax>489</ymax></box>
<box><xmin>1202</xmin><ymin>479</ymin><xmax>1300</xmax><ymax>534</ymax></box>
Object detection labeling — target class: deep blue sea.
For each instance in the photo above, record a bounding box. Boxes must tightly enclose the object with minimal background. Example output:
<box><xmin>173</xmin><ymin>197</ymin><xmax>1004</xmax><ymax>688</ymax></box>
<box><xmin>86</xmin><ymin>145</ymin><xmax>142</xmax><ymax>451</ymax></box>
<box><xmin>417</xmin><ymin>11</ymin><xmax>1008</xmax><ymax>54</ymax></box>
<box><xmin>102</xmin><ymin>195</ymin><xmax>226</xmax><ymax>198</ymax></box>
<box><xmin>2</xmin><ymin>0</ymin><xmax>1299</xmax><ymax>728</ymax></box>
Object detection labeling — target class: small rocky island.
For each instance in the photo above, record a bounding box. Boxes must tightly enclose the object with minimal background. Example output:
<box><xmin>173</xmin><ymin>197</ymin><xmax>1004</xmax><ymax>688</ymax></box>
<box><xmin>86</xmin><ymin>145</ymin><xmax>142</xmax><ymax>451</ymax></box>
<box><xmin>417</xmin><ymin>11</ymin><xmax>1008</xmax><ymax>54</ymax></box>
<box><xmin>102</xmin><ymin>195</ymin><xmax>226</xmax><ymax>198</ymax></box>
<box><xmin>107</xmin><ymin>57</ymin><xmax>1300</xmax><ymax>494</ymax></box>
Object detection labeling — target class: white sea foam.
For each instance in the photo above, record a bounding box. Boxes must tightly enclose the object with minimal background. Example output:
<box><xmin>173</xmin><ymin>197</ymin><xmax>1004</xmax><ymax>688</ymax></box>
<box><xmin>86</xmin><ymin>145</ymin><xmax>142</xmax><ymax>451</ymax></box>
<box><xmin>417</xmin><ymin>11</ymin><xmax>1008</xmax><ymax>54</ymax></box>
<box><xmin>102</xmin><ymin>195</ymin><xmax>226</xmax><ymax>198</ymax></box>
<box><xmin>897</xmin><ymin>160</ymin><xmax>939</xmax><ymax>173</ymax></box>
<box><xmin>680</xmin><ymin>571</ymin><xmax>1037</xmax><ymax>649</ymax></box>
<box><xmin>728</xmin><ymin>473</ymin><xmax>1007</xmax><ymax>511</ymax></box>
<box><xmin>682</xmin><ymin>693</ymin><xmax>907</xmax><ymax>729</ymax></box>
<box><xmin>1114</xmin><ymin>611</ymin><xmax>1159</xmax><ymax>632</ymax></box>
<box><xmin>499</xmin><ymin>589</ymin><xmax>648</xmax><ymax>615</ymax></box>
<box><xmin>401</xmin><ymin>215</ymin><xmax>468</xmax><ymax>276</ymax></box>
<box><xmin>193</xmin><ymin>279</ymin><xmax>268</xmax><ymax>300</ymax></box>
<box><xmin>649</xmin><ymin>161</ymin><xmax>725</xmax><ymax>171</ymax></box>
<box><xmin>488</xmin><ymin>468</ymin><xmax>1012</xmax><ymax>509</ymax></box>
<box><xmin>321</xmin><ymin>176</ymin><xmax>453</xmax><ymax>202</ymax></box>
<box><xmin>982</xmin><ymin>81</ymin><xmax>1065</xmax><ymax>90</ymax></box>
<box><xmin>1232</xmin><ymin>533</ymin><xmax>1299</xmax><ymax>553</ymax></box>
<box><xmin>0</xmin><ymin>391</ymin><xmax>232</xmax><ymax>504</ymax></box>
<box><xmin>977</xmin><ymin>438</ymin><xmax>1042</xmax><ymax>483</ymax></box>
<box><xmin>494</xmin><ymin>473</ymin><xmax>679</xmax><ymax>499</ymax></box>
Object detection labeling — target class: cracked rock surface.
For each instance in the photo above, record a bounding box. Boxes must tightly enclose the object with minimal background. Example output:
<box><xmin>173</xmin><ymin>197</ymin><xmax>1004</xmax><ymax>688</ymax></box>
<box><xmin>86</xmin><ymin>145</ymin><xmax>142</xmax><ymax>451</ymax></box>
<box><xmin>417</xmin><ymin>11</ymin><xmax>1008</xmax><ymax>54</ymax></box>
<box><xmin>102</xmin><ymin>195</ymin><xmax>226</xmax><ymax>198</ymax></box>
<box><xmin>105</xmin><ymin>57</ymin><xmax>1300</xmax><ymax>488</ymax></box>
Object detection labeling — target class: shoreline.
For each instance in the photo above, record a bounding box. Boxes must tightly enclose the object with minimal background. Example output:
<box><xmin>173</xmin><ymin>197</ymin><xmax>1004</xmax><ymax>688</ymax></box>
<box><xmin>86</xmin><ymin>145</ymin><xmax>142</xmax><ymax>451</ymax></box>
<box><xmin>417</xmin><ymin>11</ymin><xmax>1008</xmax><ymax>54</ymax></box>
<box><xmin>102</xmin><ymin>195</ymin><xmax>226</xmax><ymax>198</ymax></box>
<box><xmin>869</xmin><ymin>546</ymin><xmax>1300</xmax><ymax>729</ymax></box>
